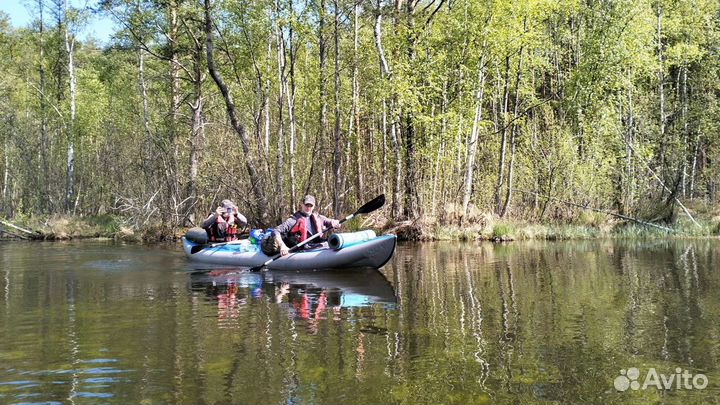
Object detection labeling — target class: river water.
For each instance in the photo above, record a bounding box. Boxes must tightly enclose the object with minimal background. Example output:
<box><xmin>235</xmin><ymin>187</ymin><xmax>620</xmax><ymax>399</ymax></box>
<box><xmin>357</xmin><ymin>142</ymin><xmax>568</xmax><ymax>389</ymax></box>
<box><xmin>0</xmin><ymin>239</ymin><xmax>718</xmax><ymax>404</ymax></box>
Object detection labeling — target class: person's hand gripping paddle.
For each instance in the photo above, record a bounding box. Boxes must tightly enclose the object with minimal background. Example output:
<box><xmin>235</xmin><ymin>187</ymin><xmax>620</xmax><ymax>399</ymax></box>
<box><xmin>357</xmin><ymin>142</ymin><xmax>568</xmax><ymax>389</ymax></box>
<box><xmin>248</xmin><ymin>194</ymin><xmax>385</xmax><ymax>272</ymax></box>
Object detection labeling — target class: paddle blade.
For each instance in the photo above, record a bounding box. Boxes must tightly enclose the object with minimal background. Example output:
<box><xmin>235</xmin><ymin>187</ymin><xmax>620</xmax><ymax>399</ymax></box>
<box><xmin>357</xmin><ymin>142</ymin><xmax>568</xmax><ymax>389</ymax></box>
<box><xmin>355</xmin><ymin>194</ymin><xmax>385</xmax><ymax>215</ymax></box>
<box><xmin>246</xmin><ymin>195</ymin><xmax>384</xmax><ymax>271</ymax></box>
<box><xmin>248</xmin><ymin>258</ymin><xmax>274</xmax><ymax>272</ymax></box>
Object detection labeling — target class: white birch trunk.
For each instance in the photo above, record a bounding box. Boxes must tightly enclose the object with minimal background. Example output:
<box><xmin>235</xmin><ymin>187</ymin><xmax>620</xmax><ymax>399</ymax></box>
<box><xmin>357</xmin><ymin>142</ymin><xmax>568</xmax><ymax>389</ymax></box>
<box><xmin>391</xmin><ymin>99</ymin><xmax>401</xmax><ymax>218</ymax></box>
<box><xmin>139</xmin><ymin>48</ymin><xmax>152</xmax><ymax>177</ymax></box>
<box><xmin>462</xmin><ymin>62</ymin><xmax>487</xmax><ymax>220</ymax></box>
<box><xmin>501</xmin><ymin>44</ymin><xmax>524</xmax><ymax>218</ymax></box>
<box><xmin>187</xmin><ymin>43</ymin><xmax>203</xmax><ymax>226</ymax></box>
<box><xmin>494</xmin><ymin>57</ymin><xmax>511</xmax><ymax>215</ymax></box>
<box><xmin>264</xmin><ymin>35</ymin><xmax>272</xmax><ymax>156</ymax></box>
<box><xmin>381</xmin><ymin>97</ymin><xmax>388</xmax><ymax>195</ymax></box>
<box><xmin>332</xmin><ymin>0</ymin><xmax>342</xmax><ymax>217</ymax></box>
<box><xmin>2</xmin><ymin>136</ymin><xmax>8</xmax><ymax>203</ymax></box>
<box><xmin>275</xmin><ymin>0</ymin><xmax>286</xmax><ymax>212</ymax></box>
<box><xmin>352</xmin><ymin>3</ymin><xmax>363</xmax><ymax>203</ymax></box>
<box><xmin>64</xmin><ymin>0</ymin><xmax>76</xmax><ymax>214</ymax></box>
<box><xmin>286</xmin><ymin>0</ymin><xmax>297</xmax><ymax>209</ymax></box>
<box><xmin>681</xmin><ymin>65</ymin><xmax>688</xmax><ymax>197</ymax></box>
<box><xmin>657</xmin><ymin>6</ymin><xmax>667</xmax><ymax>168</ymax></box>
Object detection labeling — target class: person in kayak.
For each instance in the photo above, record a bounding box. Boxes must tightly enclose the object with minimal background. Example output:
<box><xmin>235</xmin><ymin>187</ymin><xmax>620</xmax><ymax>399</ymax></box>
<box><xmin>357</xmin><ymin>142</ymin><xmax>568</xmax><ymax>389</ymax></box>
<box><xmin>201</xmin><ymin>199</ymin><xmax>248</xmax><ymax>242</ymax></box>
<box><xmin>261</xmin><ymin>195</ymin><xmax>341</xmax><ymax>256</ymax></box>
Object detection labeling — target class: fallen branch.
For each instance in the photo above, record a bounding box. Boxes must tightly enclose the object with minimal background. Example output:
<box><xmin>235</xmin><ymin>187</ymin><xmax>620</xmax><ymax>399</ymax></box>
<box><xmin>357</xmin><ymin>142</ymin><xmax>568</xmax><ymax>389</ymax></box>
<box><xmin>0</xmin><ymin>220</ymin><xmax>36</xmax><ymax>235</ymax></box>
<box><xmin>0</xmin><ymin>227</ymin><xmax>30</xmax><ymax>239</ymax></box>
<box><xmin>623</xmin><ymin>139</ymin><xmax>701</xmax><ymax>228</ymax></box>
<box><xmin>513</xmin><ymin>189</ymin><xmax>674</xmax><ymax>233</ymax></box>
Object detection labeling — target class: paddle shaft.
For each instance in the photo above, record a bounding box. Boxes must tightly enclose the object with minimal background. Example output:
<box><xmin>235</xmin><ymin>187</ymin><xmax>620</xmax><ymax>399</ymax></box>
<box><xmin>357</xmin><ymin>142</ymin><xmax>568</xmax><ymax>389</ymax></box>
<box><xmin>189</xmin><ymin>237</ymin><xmax>250</xmax><ymax>254</ymax></box>
<box><xmin>246</xmin><ymin>194</ymin><xmax>384</xmax><ymax>271</ymax></box>
<box><xmin>255</xmin><ymin>214</ymin><xmax>353</xmax><ymax>268</ymax></box>
<box><xmin>208</xmin><ymin>238</ymin><xmax>248</xmax><ymax>248</ymax></box>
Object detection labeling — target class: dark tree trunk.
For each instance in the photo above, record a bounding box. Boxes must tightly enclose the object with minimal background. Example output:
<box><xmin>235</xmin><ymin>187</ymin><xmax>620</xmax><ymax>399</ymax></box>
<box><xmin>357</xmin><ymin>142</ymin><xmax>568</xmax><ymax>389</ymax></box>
<box><xmin>305</xmin><ymin>0</ymin><xmax>327</xmax><ymax>200</ymax></box>
<box><xmin>204</xmin><ymin>0</ymin><xmax>269</xmax><ymax>224</ymax></box>
<box><xmin>403</xmin><ymin>0</ymin><xmax>419</xmax><ymax>219</ymax></box>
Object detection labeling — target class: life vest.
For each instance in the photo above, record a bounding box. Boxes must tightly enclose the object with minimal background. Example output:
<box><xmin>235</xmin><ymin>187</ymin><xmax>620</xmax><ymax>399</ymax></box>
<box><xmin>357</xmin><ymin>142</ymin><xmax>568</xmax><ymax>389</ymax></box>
<box><xmin>288</xmin><ymin>212</ymin><xmax>324</xmax><ymax>246</ymax></box>
<box><xmin>208</xmin><ymin>215</ymin><xmax>240</xmax><ymax>242</ymax></box>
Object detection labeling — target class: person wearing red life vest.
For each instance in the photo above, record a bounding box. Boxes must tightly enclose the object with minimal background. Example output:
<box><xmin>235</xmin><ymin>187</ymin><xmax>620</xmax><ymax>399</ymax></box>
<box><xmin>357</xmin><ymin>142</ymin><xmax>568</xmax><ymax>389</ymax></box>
<box><xmin>261</xmin><ymin>195</ymin><xmax>340</xmax><ymax>256</ymax></box>
<box><xmin>201</xmin><ymin>199</ymin><xmax>248</xmax><ymax>242</ymax></box>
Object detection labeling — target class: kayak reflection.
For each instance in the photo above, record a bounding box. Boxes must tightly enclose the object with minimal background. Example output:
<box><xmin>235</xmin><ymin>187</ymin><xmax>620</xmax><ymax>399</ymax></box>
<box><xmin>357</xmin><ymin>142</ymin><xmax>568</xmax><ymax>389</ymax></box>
<box><xmin>188</xmin><ymin>268</ymin><xmax>396</xmax><ymax>324</ymax></box>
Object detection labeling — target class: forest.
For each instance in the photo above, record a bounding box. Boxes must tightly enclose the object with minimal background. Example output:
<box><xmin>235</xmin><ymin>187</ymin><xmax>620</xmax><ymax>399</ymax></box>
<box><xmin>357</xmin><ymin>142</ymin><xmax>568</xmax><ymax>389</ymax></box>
<box><xmin>0</xmin><ymin>0</ymin><xmax>718</xmax><ymax>238</ymax></box>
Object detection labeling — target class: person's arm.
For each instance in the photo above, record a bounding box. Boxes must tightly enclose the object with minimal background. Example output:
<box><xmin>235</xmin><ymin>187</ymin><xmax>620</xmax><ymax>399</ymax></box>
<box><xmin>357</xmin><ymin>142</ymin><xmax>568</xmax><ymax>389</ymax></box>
<box><xmin>274</xmin><ymin>217</ymin><xmax>294</xmax><ymax>236</ymax></box>
<box><xmin>274</xmin><ymin>232</ymin><xmax>290</xmax><ymax>256</ymax></box>
<box><xmin>232</xmin><ymin>209</ymin><xmax>247</xmax><ymax>228</ymax></box>
<box><xmin>201</xmin><ymin>213</ymin><xmax>218</xmax><ymax>229</ymax></box>
<box><xmin>274</xmin><ymin>217</ymin><xmax>295</xmax><ymax>256</ymax></box>
<box><xmin>320</xmin><ymin>215</ymin><xmax>341</xmax><ymax>230</ymax></box>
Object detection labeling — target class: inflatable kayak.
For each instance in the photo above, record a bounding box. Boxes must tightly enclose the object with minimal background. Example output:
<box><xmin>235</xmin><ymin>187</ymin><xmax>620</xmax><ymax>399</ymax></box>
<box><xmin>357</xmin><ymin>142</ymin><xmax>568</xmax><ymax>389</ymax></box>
<box><xmin>182</xmin><ymin>234</ymin><xmax>397</xmax><ymax>270</ymax></box>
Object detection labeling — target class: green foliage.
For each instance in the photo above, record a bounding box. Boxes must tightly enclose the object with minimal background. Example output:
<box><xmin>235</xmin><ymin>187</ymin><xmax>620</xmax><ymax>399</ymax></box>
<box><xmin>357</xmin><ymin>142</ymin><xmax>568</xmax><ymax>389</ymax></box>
<box><xmin>577</xmin><ymin>211</ymin><xmax>608</xmax><ymax>228</ymax></box>
<box><xmin>85</xmin><ymin>214</ymin><xmax>122</xmax><ymax>233</ymax></box>
<box><xmin>492</xmin><ymin>222</ymin><xmax>515</xmax><ymax>239</ymax></box>
<box><xmin>0</xmin><ymin>0</ymin><xmax>718</xmax><ymax>238</ymax></box>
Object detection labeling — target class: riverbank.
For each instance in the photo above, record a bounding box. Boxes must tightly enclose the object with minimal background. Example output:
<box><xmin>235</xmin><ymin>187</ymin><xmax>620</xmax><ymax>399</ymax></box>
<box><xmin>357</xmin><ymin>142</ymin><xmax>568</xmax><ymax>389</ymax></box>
<box><xmin>403</xmin><ymin>219</ymin><xmax>720</xmax><ymax>242</ymax></box>
<box><xmin>0</xmin><ymin>214</ymin><xmax>165</xmax><ymax>242</ymax></box>
<box><xmin>376</xmin><ymin>206</ymin><xmax>720</xmax><ymax>241</ymax></box>
<box><xmin>2</xmin><ymin>208</ymin><xmax>719</xmax><ymax>243</ymax></box>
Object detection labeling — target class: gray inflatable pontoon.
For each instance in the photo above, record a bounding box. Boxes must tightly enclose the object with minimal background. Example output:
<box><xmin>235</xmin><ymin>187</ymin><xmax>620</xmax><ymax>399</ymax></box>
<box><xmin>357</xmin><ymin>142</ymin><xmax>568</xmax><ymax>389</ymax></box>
<box><xmin>182</xmin><ymin>234</ymin><xmax>397</xmax><ymax>270</ymax></box>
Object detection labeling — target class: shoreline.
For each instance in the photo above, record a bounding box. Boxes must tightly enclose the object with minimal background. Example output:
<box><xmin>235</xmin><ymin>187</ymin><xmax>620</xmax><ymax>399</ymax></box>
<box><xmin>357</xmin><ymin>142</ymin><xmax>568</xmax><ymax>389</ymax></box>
<box><xmin>1</xmin><ymin>214</ymin><xmax>718</xmax><ymax>243</ymax></box>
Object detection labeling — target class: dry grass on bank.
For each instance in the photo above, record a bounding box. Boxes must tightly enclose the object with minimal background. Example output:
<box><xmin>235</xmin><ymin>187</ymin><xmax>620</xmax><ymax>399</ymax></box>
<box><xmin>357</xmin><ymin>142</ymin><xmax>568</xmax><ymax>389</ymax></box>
<box><xmin>2</xmin><ymin>200</ymin><xmax>718</xmax><ymax>243</ymax></box>
<box><xmin>374</xmin><ymin>202</ymin><xmax>720</xmax><ymax>242</ymax></box>
<box><xmin>5</xmin><ymin>214</ymin><xmax>170</xmax><ymax>242</ymax></box>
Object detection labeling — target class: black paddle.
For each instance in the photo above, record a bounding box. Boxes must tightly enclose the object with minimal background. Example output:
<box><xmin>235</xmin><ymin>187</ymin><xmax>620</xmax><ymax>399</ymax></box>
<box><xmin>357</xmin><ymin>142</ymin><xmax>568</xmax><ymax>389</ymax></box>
<box><xmin>247</xmin><ymin>194</ymin><xmax>385</xmax><ymax>272</ymax></box>
<box><xmin>190</xmin><ymin>238</ymin><xmax>248</xmax><ymax>255</ymax></box>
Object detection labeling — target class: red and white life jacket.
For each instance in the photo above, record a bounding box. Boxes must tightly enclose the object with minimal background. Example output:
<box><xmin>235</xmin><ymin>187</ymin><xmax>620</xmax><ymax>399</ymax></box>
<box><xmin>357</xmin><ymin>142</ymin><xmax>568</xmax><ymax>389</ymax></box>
<box><xmin>208</xmin><ymin>215</ymin><xmax>240</xmax><ymax>242</ymax></box>
<box><xmin>288</xmin><ymin>212</ymin><xmax>324</xmax><ymax>246</ymax></box>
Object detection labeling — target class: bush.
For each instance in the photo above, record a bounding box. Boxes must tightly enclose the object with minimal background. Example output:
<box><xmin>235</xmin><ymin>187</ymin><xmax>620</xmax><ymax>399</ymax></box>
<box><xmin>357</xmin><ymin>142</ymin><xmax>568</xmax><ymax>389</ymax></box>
<box><xmin>491</xmin><ymin>223</ymin><xmax>515</xmax><ymax>240</ymax></box>
<box><xmin>86</xmin><ymin>214</ymin><xmax>121</xmax><ymax>233</ymax></box>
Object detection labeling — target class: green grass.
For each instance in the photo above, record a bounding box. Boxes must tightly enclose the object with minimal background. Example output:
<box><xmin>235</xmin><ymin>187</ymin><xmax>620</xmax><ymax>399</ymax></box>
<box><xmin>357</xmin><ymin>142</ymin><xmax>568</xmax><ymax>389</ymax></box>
<box><xmin>85</xmin><ymin>214</ymin><xmax>122</xmax><ymax>234</ymax></box>
<box><xmin>491</xmin><ymin>223</ymin><xmax>515</xmax><ymax>240</ymax></box>
<box><xmin>434</xmin><ymin>225</ymin><xmax>481</xmax><ymax>241</ymax></box>
<box><xmin>398</xmin><ymin>218</ymin><xmax>719</xmax><ymax>242</ymax></box>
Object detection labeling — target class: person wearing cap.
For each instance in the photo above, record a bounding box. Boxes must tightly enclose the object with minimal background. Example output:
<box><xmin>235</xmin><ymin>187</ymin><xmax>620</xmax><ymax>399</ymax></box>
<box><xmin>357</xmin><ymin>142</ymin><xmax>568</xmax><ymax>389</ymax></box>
<box><xmin>261</xmin><ymin>195</ymin><xmax>341</xmax><ymax>256</ymax></box>
<box><xmin>201</xmin><ymin>199</ymin><xmax>248</xmax><ymax>242</ymax></box>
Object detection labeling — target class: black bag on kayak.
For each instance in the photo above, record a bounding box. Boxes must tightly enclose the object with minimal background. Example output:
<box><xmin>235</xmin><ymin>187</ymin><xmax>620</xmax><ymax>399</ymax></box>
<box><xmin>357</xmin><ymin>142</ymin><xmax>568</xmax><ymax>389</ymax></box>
<box><xmin>185</xmin><ymin>227</ymin><xmax>209</xmax><ymax>245</ymax></box>
<box><xmin>261</xmin><ymin>232</ymin><xmax>281</xmax><ymax>255</ymax></box>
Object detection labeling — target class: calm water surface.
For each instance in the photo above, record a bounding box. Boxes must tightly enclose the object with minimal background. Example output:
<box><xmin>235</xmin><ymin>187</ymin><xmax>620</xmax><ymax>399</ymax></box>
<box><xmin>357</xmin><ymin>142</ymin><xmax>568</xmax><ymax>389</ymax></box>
<box><xmin>1</xmin><ymin>239</ymin><xmax>719</xmax><ymax>404</ymax></box>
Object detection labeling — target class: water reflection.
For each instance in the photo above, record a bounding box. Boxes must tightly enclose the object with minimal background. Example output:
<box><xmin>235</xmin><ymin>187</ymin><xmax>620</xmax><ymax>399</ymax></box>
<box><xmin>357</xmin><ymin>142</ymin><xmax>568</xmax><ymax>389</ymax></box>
<box><xmin>0</xmin><ymin>240</ymin><xmax>718</xmax><ymax>404</ymax></box>
<box><xmin>188</xmin><ymin>268</ymin><xmax>396</xmax><ymax>330</ymax></box>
